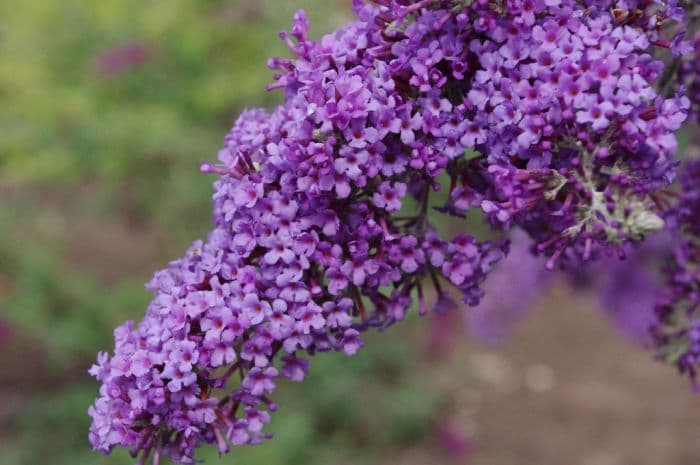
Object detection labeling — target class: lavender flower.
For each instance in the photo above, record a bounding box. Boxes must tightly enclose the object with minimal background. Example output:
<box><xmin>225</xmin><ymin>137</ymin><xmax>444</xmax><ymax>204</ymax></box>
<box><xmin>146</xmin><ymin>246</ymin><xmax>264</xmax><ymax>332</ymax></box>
<box><xmin>89</xmin><ymin>5</ymin><xmax>509</xmax><ymax>463</ymax></box>
<box><xmin>88</xmin><ymin>1</ymin><xmax>699</xmax><ymax>463</ymax></box>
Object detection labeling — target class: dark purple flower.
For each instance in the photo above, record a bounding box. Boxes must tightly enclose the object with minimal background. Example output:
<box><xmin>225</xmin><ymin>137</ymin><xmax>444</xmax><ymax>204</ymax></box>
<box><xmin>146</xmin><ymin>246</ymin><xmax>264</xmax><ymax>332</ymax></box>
<box><xmin>242</xmin><ymin>367</ymin><xmax>278</xmax><ymax>396</ymax></box>
<box><xmin>372</xmin><ymin>181</ymin><xmax>406</xmax><ymax>212</ymax></box>
<box><xmin>339</xmin><ymin>329</ymin><xmax>362</xmax><ymax>355</ymax></box>
<box><xmin>281</xmin><ymin>355</ymin><xmax>309</xmax><ymax>382</ymax></box>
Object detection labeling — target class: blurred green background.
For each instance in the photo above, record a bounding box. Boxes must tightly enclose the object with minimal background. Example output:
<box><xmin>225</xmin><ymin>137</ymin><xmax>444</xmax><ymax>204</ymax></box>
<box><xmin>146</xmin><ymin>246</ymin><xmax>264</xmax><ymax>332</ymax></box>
<box><xmin>2</xmin><ymin>2</ymin><xmax>700</xmax><ymax>465</ymax></box>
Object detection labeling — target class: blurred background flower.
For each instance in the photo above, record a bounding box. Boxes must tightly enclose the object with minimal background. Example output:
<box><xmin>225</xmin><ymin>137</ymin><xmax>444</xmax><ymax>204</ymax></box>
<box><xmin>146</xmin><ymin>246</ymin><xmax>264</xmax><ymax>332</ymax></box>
<box><xmin>1</xmin><ymin>1</ymin><xmax>699</xmax><ymax>464</ymax></box>
<box><xmin>94</xmin><ymin>41</ymin><xmax>154</xmax><ymax>78</ymax></box>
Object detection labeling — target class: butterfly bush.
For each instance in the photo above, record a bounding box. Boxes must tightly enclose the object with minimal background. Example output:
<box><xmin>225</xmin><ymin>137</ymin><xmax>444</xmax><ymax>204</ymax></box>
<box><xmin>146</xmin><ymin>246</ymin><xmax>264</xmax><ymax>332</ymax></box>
<box><xmin>89</xmin><ymin>1</ymin><xmax>699</xmax><ymax>463</ymax></box>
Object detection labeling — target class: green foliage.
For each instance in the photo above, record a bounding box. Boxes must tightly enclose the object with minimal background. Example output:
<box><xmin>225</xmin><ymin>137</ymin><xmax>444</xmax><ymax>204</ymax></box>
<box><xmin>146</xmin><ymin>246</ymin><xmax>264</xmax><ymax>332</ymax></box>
<box><xmin>0</xmin><ymin>0</ymin><xmax>348</xmax><ymax>186</ymax></box>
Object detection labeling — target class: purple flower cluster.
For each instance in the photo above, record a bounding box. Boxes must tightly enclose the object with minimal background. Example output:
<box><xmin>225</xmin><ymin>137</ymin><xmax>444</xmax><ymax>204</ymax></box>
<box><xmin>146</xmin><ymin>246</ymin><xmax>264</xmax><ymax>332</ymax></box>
<box><xmin>439</xmin><ymin>0</ymin><xmax>690</xmax><ymax>267</ymax></box>
<box><xmin>653</xmin><ymin>160</ymin><xmax>700</xmax><ymax>383</ymax></box>
<box><xmin>88</xmin><ymin>1</ymin><xmax>698</xmax><ymax>463</ymax></box>
<box><xmin>89</xmin><ymin>4</ymin><xmax>512</xmax><ymax>463</ymax></box>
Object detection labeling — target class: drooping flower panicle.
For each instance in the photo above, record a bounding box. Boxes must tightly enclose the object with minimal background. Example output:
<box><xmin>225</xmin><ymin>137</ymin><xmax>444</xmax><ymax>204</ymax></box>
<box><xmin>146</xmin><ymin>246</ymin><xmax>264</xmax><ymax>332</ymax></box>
<box><xmin>89</xmin><ymin>1</ymin><xmax>699</xmax><ymax>463</ymax></box>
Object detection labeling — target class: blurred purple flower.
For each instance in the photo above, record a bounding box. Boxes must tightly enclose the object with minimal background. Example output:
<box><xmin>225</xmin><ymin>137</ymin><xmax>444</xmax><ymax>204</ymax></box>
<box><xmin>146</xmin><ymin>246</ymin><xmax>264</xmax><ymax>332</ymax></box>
<box><xmin>465</xmin><ymin>231</ymin><xmax>550</xmax><ymax>345</ymax></box>
<box><xmin>436</xmin><ymin>421</ymin><xmax>471</xmax><ymax>460</ymax></box>
<box><xmin>94</xmin><ymin>41</ymin><xmax>153</xmax><ymax>77</ymax></box>
<box><xmin>0</xmin><ymin>319</ymin><xmax>10</xmax><ymax>347</ymax></box>
<box><xmin>428</xmin><ymin>310</ymin><xmax>458</xmax><ymax>358</ymax></box>
<box><xmin>464</xmin><ymin>230</ymin><xmax>670</xmax><ymax>347</ymax></box>
<box><xmin>594</xmin><ymin>237</ymin><xmax>671</xmax><ymax>345</ymax></box>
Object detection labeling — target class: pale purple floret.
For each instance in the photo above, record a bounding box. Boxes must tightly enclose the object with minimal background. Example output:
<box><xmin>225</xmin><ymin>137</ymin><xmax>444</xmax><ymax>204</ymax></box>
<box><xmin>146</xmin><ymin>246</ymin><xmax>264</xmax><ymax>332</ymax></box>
<box><xmin>243</xmin><ymin>367</ymin><xmax>278</xmax><ymax>396</ymax></box>
<box><xmin>340</xmin><ymin>329</ymin><xmax>363</xmax><ymax>355</ymax></box>
<box><xmin>281</xmin><ymin>355</ymin><xmax>309</xmax><ymax>382</ymax></box>
<box><xmin>372</xmin><ymin>181</ymin><xmax>406</xmax><ymax>212</ymax></box>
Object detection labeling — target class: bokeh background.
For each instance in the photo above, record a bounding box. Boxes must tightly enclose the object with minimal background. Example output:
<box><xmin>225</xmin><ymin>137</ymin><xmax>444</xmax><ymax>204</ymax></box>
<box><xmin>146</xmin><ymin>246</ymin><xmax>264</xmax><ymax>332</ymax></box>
<box><xmin>1</xmin><ymin>1</ymin><xmax>699</xmax><ymax>464</ymax></box>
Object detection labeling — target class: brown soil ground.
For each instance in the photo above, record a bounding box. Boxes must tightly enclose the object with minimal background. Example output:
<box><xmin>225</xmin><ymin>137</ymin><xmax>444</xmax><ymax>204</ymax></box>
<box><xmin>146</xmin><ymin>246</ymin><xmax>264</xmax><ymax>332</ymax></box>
<box><xmin>436</xmin><ymin>287</ymin><xmax>700</xmax><ymax>465</ymax></box>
